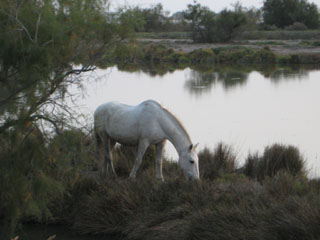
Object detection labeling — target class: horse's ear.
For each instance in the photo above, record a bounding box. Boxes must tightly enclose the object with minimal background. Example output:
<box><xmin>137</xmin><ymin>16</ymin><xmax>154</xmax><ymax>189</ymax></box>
<box><xmin>194</xmin><ymin>143</ymin><xmax>199</xmax><ymax>150</ymax></box>
<box><xmin>189</xmin><ymin>144</ymin><xmax>193</xmax><ymax>151</ymax></box>
<box><xmin>189</xmin><ymin>143</ymin><xmax>199</xmax><ymax>151</ymax></box>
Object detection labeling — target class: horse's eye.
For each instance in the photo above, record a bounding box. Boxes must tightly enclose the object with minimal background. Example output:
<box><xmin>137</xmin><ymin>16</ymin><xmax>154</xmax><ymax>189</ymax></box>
<box><xmin>190</xmin><ymin>160</ymin><xmax>195</xmax><ymax>164</ymax></box>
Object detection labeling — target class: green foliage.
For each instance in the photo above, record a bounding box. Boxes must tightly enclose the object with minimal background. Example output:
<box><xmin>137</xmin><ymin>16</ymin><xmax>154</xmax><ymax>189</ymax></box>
<box><xmin>215</xmin><ymin>47</ymin><xmax>254</xmax><ymax>63</ymax></box>
<box><xmin>142</xmin><ymin>3</ymin><xmax>168</xmax><ymax>32</ymax></box>
<box><xmin>285</xmin><ymin>22</ymin><xmax>308</xmax><ymax>31</ymax></box>
<box><xmin>253</xmin><ymin>46</ymin><xmax>277</xmax><ymax>63</ymax></box>
<box><xmin>49</xmin><ymin>129</ymin><xmax>96</xmax><ymax>181</ymax></box>
<box><xmin>117</xmin><ymin>7</ymin><xmax>146</xmax><ymax>35</ymax></box>
<box><xmin>184</xmin><ymin>3</ymin><xmax>216</xmax><ymax>43</ymax></box>
<box><xmin>239</xmin><ymin>30</ymin><xmax>320</xmax><ymax>40</ymax></box>
<box><xmin>263</xmin><ymin>0</ymin><xmax>320</xmax><ymax>29</ymax></box>
<box><xmin>117</xmin><ymin>3</ymin><xmax>174</xmax><ymax>33</ymax></box>
<box><xmin>188</xmin><ymin>48</ymin><xmax>216</xmax><ymax>64</ymax></box>
<box><xmin>102</xmin><ymin>42</ymin><xmax>320</xmax><ymax>72</ymax></box>
<box><xmin>136</xmin><ymin>32</ymin><xmax>191</xmax><ymax>39</ymax></box>
<box><xmin>144</xmin><ymin>44</ymin><xmax>174</xmax><ymax>63</ymax></box>
<box><xmin>0</xmin><ymin>0</ymin><xmax>118</xmax><ymax>238</ymax></box>
<box><xmin>184</xmin><ymin>3</ymin><xmax>248</xmax><ymax>43</ymax></box>
<box><xmin>211</xmin><ymin>9</ymin><xmax>247</xmax><ymax>43</ymax></box>
<box><xmin>167</xmin><ymin>52</ymin><xmax>190</xmax><ymax>65</ymax></box>
<box><xmin>0</xmin><ymin>125</ymin><xmax>64</xmax><ymax>238</ymax></box>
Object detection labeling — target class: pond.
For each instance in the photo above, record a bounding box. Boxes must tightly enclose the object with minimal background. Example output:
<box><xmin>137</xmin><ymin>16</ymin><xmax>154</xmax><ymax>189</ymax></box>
<box><xmin>73</xmin><ymin>65</ymin><xmax>320</xmax><ymax>177</ymax></box>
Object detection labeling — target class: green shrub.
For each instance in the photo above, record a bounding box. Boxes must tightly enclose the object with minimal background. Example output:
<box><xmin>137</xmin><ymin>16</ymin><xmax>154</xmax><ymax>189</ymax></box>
<box><xmin>285</xmin><ymin>53</ymin><xmax>320</xmax><ymax>64</ymax></box>
<box><xmin>167</xmin><ymin>51</ymin><xmax>190</xmax><ymax>65</ymax></box>
<box><xmin>312</xmin><ymin>41</ymin><xmax>320</xmax><ymax>47</ymax></box>
<box><xmin>143</xmin><ymin>44</ymin><xmax>174</xmax><ymax>63</ymax></box>
<box><xmin>253</xmin><ymin>47</ymin><xmax>277</xmax><ymax>64</ymax></box>
<box><xmin>285</xmin><ymin>22</ymin><xmax>308</xmax><ymax>31</ymax></box>
<box><xmin>0</xmin><ymin>127</ymin><xmax>64</xmax><ymax>239</ymax></box>
<box><xmin>216</xmin><ymin>48</ymin><xmax>255</xmax><ymax>64</ymax></box>
<box><xmin>188</xmin><ymin>49</ymin><xmax>216</xmax><ymax>64</ymax></box>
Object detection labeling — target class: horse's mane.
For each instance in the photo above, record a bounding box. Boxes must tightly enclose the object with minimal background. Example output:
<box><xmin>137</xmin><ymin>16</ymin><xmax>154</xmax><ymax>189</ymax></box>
<box><xmin>161</xmin><ymin>106</ymin><xmax>191</xmax><ymax>142</ymax></box>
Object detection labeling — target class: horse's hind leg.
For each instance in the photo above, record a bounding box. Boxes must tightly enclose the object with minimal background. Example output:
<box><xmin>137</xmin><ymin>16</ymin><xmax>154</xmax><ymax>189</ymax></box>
<box><xmin>108</xmin><ymin>139</ymin><xmax>117</xmax><ymax>177</ymax></box>
<box><xmin>155</xmin><ymin>141</ymin><xmax>166</xmax><ymax>181</ymax></box>
<box><xmin>102</xmin><ymin>135</ymin><xmax>117</xmax><ymax>177</ymax></box>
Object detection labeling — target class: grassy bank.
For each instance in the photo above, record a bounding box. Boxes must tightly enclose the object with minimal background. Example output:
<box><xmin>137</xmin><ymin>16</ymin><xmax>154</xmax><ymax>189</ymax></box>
<box><xmin>36</xmin><ymin>142</ymin><xmax>320</xmax><ymax>240</ymax></box>
<box><xmin>136</xmin><ymin>32</ymin><xmax>191</xmax><ymax>39</ymax></box>
<box><xmin>239</xmin><ymin>30</ymin><xmax>320</xmax><ymax>40</ymax></box>
<box><xmin>99</xmin><ymin>42</ymin><xmax>320</xmax><ymax>71</ymax></box>
<box><xmin>135</xmin><ymin>31</ymin><xmax>320</xmax><ymax>41</ymax></box>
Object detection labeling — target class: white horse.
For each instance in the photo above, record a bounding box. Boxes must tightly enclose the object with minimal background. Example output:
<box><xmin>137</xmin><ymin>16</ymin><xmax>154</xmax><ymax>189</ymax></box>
<box><xmin>94</xmin><ymin>100</ymin><xmax>199</xmax><ymax>180</ymax></box>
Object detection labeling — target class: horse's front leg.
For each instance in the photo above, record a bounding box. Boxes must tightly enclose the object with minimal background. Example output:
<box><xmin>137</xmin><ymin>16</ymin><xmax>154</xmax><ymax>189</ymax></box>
<box><xmin>129</xmin><ymin>139</ymin><xmax>149</xmax><ymax>178</ymax></box>
<box><xmin>155</xmin><ymin>141</ymin><xmax>166</xmax><ymax>181</ymax></box>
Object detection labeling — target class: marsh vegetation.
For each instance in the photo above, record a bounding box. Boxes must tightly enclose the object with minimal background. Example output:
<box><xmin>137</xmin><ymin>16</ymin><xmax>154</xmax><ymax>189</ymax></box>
<box><xmin>19</xmin><ymin>138</ymin><xmax>320</xmax><ymax>240</ymax></box>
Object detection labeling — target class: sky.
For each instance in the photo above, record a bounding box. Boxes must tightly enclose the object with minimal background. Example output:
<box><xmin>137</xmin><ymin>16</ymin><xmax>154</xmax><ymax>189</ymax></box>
<box><xmin>110</xmin><ymin>0</ymin><xmax>320</xmax><ymax>14</ymax></box>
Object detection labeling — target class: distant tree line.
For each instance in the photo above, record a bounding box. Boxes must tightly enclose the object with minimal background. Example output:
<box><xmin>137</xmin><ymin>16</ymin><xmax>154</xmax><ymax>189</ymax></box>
<box><xmin>262</xmin><ymin>0</ymin><xmax>319</xmax><ymax>29</ymax></box>
<box><xmin>117</xmin><ymin>0</ymin><xmax>320</xmax><ymax>43</ymax></box>
<box><xmin>116</xmin><ymin>3</ymin><xmax>190</xmax><ymax>33</ymax></box>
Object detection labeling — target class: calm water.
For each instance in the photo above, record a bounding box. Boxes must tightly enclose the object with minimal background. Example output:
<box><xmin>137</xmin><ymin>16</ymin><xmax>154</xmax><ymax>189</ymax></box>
<box><xmin>73</xmin><ymin>65</ymin><xmax>320</xmax><ymax>177</ymax></box>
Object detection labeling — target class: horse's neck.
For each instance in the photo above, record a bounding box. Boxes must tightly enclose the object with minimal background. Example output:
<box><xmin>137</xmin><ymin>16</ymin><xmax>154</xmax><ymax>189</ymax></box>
<box><xmin>160</xmin><ymin>110</ymin><xmax>191</xmax><ymax>155</ymax></box>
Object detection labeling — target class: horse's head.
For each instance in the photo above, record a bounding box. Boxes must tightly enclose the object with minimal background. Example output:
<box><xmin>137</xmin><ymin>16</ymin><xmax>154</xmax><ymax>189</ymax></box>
<box><xmin>179</xmin><ymin>143</ymin><xmax>200</xmax><ymax>180</ymax></box>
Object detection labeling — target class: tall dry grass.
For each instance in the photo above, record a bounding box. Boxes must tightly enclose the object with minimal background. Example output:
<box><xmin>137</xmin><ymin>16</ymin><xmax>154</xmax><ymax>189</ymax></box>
<box><xmin>44</xmin><ymin>142</ymin><xmax>320</xmax><ymax>240</ymax></box>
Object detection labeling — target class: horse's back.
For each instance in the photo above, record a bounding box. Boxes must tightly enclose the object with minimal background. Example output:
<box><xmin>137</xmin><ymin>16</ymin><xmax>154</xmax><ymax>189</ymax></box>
<box><xmin>94</xmin><ymin>100</ymin><xmax>164</xmax><ymax>145</ymax></box>
<box><xmin>94</xmin><ymin>101</ymin><xmax>132</xmax><ymax>132</ymax></box>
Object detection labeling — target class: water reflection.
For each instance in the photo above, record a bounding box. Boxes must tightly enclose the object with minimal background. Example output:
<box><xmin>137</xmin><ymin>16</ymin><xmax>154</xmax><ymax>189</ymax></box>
<box><xmin>184</xmin><ymin>64</ymin><xmax>320</xmax><ymax>95</ymax></box>
<box><xmin>185</xmin><ymin>67</ymin><xmax>249</xmax><ymax>95</ymax></box>
<box><xmin>269</xmin><ymin>68</ymin><xmax>310</xmax><ymax>83</ymax></box>
<box><xmin>102</xmin><ymin>63</ymin><xmax>320</xmax><ymax>95</ymax></box>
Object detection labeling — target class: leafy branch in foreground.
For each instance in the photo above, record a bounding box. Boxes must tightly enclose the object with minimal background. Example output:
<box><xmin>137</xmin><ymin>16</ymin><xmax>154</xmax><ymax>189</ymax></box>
<box><xmin>0</xmin><ymin>0</ymin><xmax>119</xmax><ymax>238</ymax></box>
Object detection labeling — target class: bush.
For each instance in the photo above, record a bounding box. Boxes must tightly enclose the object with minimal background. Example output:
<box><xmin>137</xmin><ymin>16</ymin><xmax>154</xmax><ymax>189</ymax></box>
<box><xmin>294</xmin><ymin>54</ymin><xmax>320</xmax><ymax>64</ymax></box>
<box><xmin>243</xmin><ymin>144</ymin><xmax>306</xmax><ymax>181</ymax></box>
<box><xmin>188</xmin><ymin>49</ymin><xmax>216</xmax><ymax>64</ymax></box>
<box><xmin>253</xmin><ymin>47</ymin><xmax>277</xmax><ymax>64</ymax></box>
<box><xmin>199</xmin><ymin>143</ymin><xmax>237</xmax><ymax>180</ymax></box>
<box><xmin>167</xmin><ymin>51</ymin><xmax>190</xmax><ymax>65</ymax></box>
<box><xmin>0</xmin><ymin>127</ymin><xmax>65</xmax><ymax>239</ymax></box>
<box><xmin>216</xmin><ymin>48</ymin><xmax>255</xmax><ymax>64</ymax></box>
<box><xmin>143</xmin><ymin>44</ymin><xmax>174</xmax><ymax>63</ymax></box>
<box><xmin>285</xmin><ymin>22</ymin><xmax>308</xmax><ymax>31</ymax></box>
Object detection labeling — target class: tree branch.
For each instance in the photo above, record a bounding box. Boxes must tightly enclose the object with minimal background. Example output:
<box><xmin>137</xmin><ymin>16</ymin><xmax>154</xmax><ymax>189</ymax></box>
<box><xmin>34</xmin><ymin>11</ymin><xmax>41</xmax><ymax>43</ymax></box>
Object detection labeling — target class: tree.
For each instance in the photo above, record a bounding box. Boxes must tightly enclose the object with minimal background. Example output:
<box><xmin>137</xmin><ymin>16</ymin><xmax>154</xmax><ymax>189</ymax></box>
<box><xmin>117</xmin><ymin>6</ymin><xmax>146</xmax><ymax>34</ymax></box>
<box><xmin>184</xmin><ymin>3</ymin><xmax>216</xmax><ymax>42</ymax></box>
<box><xmin>184</xmin><ymin>2</ymin><xmax>247</xmax><ymax>43</ymax></box>
<box><xmin>263</xmin><ymin>0</ymin><xmax>320</xmax><ymax>29</ymax></box>
<box><xmin>0</xmin><ymin>0</ymin><xmax>118</xmax><ymax>238</ymax></box>
<box><xmin>213</xmin><ymin>9</ymin><xmax>247</xmax><ymax>42</ymax></box>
